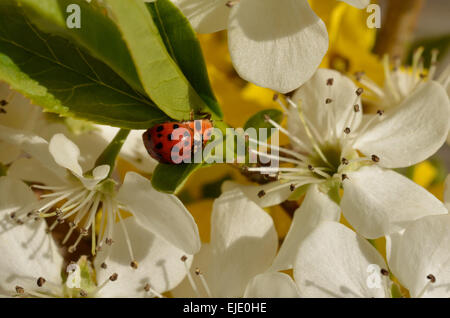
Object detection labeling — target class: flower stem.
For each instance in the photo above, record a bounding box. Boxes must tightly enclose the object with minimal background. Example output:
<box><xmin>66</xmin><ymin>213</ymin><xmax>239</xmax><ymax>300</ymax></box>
<box><xmin>94</xmin><ymin>128</ymin><xmax>130</xmax><ymax>177</ymax></box>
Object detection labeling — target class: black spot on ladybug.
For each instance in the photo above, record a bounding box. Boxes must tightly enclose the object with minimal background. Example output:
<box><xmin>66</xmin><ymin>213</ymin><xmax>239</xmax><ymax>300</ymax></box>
<box><xmin>195</xmin><ymin>121</ymin><xmax>201</xmax><ymax>131</ymax></box>
<box><xmin>167</xmin><ymin>134</ymin><xmax>172</xmax><ymax>141</ymax></box>
<box><xmin>157</xmin><ymin>133</ymin><xmax>162</xmax><ymax>138</ymax></box>
<box><xmin>156</xmin><ymin>125</ymin><xmax>164</xmax><ymax>132</ymax></box>
<box><xmin>173</xmin><ymin>124</ymin><xmax>179</xmax><ymax>129</ymax></box>
<box><xmin>156</xmin><ymin>142</ymin><xmax>163</xmax><ymax>149</ymax></box>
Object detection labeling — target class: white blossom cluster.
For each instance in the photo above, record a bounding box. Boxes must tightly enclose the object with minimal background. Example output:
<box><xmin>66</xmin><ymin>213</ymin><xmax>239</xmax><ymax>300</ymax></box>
<box><xmin>0</xmin><ymin>0</ymin><xmax>449</xmax><ymax>298</ymax></box>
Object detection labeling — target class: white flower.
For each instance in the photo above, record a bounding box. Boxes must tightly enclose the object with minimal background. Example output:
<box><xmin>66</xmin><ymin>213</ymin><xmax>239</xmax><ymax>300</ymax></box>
<box><xmin>170</xmin><ymin>0</ymin><xmax>369</xmax><ymax>93</ymax></box>
<box><xmin>0</xmin><ymin>211</ymin><xmax>135</xmax><ymax>298</ymax></box>
<box><xmin>0</xmin><ymin>130</ymin><xmax>201</xmax><ymax>294</ymax></box>
<box><xmin>225</xmin><ymin>68</ymin><xmax>449</xmax><ymax>270</ymax></box>
<box><xmin>293</xmin><ymin>218</ymin><xmax>450</xmax><ymax>298</ymax></box>
<box><xmin>355</xmin><ymin>47</ymin><xmax>450</xmax><ymax>110</ymax></box>
<box><xmin>0</xmin><ymin>82</ymin><xmax>47</xmax><ymax>164</ymax></box>
<box><xmin>354</xmin><ymin>47</ymin><xmax>450</xmax><ymax>143</ymax></box>
<box><xmin>171</xmin><ymin>189</ymin><xmax>296</xmax><ymax>298</ymax></box>
<box><xmin>0</xmin><ymin>179</ymin><xmax>112</xmax><ymax>298</ymax></box>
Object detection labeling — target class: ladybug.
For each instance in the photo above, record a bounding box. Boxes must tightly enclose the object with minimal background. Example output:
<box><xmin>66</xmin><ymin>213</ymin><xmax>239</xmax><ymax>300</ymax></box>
<box><xmin>143</xmin><ymin>119</ymin><xmax>214</xmax><ymax>164</ymax></box>
<box><xmin>186</xmin><ymin>118</ymin><xmax>214</xmax><ymax>151</ymax></box>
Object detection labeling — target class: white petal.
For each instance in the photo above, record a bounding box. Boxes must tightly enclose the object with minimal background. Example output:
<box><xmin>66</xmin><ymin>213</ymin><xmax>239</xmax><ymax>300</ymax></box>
<box><xmin>0</xmin><ymin>178</ymin><xmax>64</xmax><ymax>296</ymax></box>
<box><xmin>0</xmin><ymin>141</ymin><xmax>20</xmax><ymax>164</ymax></box>
<box><xmin>271</xmin><ymin>185</ymin><xmax>341</xmax><ymax>271</ymax></box>
<box><xmin>385</xmin><ymin>231</ymin><xmax>404</xmax><ymax>266</ymax></box>
<box><xmin>339</xmin><ymin>0</ymin><xmax>369</xmax><ymax>9</ymax></box>
<box><xmin>0</xmin><ymin>125</ymin><xmax>65</xmax><ymax>178</ymax></box>
<box><xmin>49</xmin><ymin>134</ymin><xmax>110</xmax><ymax>190</ymax></box>
<box><xmin>0</xmin><ymin>176</ymin><xmax>37</xmax><ymax>216</ymax></box>
<box><xmin>44</xmin><ymin>124</ymin><xmax>105</xmax><ymax>171</ymax></box>
<box><xmin>207</xmin><ymin>189</ymin><xmax>278</xmax><ymax>297</ymax></box>
<box><xmin>49</xmin><ymin>134</ymin><xmax>83</xmax><ymax>176</ymax></box>
<box><xmin>294</xmin><ymin>222</ymin><xmax>390</xmax><ymax>298</ymax></box>
<box><xmin>221</xmin><ymin>180</ymin><xmax>295</xmax><ymax>208</ymax></box>
<box><xmin>94</xmin><ymin>217</ymin><xmax>191</xmax><ymax>297</ymax></box>
<box><xmin>354</xmin><ymin>81</ymin><xmax>450</xmax><ymax>168</ymax></box>
<box><xmin>228</xmin><ymin>0</ymin><xmax>328</xmax><ymax>93</ymax></box>
<box><xmin>341</xmin><ymin>166</ymin><xmax>447</xmax><ymax>239</ymax></box>
<box><xmin>0</xmin><ymin>220</ymin><xmax>64</xmax><ymax>296</ymax></box>
<box><xmin>290</xmin><ymin>69</ymin><xmax>362</xmax><ymax>145</ymax></box>
<box><xmin>8</xmin><ymin>157</ymin><xmax>65</xmax><ymax>186</ymax></box>
<box><xmin>171</xmin><ymin>0</ymin><xmax>230</xmax><ymax>33</ymax></box>
<box><xmin>40</xmin><ymin>123</ymin><xmax>110</xmax><ymax>172</ymax></box>
<box><xmin>92</xmin><ymin>165</ymin><xmax>109</xmax><ymax>180</ymax></box>
<box><xmin>0</xmin><ymin>83</ymin><xmax>46</xmax><ymax>140</ymax></box>
<box><xmin>78</xmin><ymin>165</ymin><xmax>110</xmax><ymax>191</ymax></box>
<box><xmin>388</xmin><ymin>214</ymin><xmax>450</xmax><ymax>298</ymax></box>
<box><xmin>244</xmin><ymin>272</ymin><xmax>300</xmax><ymax>298</ymax></box>
<box><xmin>117</xmin><ymin>172</ymin><xmax>201</xmax><ymax>254</ymax></box>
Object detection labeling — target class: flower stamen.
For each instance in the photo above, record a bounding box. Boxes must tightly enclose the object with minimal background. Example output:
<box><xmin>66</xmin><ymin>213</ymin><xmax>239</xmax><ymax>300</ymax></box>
<box><xmin>195</xmin><ymin>268</ymin><xmax>212</xmax><ymax>298</ymax></box>
<box><xmin>181</xmin><ymin>255</ymin><xmax>201</xmax><ymax>297</ymax></box>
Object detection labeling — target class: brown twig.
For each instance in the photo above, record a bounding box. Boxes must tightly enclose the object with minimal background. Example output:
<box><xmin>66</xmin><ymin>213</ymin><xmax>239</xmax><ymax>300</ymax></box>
<box><xmin>374</xmin><ymin>0</ymin><xmax>425</xmax><ymax>59</ymax></box>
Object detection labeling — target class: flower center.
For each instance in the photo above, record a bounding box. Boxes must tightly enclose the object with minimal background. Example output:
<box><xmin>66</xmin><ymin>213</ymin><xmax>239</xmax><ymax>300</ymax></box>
<box><xmin>354</xmin><ymin>47</ymin><xmax>449</xmax><ymax>111</ymax></box>
<box><xmin>308</xmin><ymin>143</ymin><xmax>342</xmax><ymax>179</ymax></box>
<box><xmin>11</xmin><ymin>178</ymin><xmax>139</xmax><ymax>269</ymax></box>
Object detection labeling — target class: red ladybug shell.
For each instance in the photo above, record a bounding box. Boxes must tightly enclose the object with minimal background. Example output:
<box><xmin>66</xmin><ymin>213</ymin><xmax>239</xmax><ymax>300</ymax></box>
<box><xmin>143</xmin><ymin>119</ymin><xmax>214</xmax><ymax>165</ymax></box>
<box><xmin>184</xmin><ymin>119</ymin><xmax>214</xmax><ymax>150</ymax></box>
<box><xmin>143</xmin><ymin>123</ymin><xmax>193</xmax><ymax>164</ymax></box>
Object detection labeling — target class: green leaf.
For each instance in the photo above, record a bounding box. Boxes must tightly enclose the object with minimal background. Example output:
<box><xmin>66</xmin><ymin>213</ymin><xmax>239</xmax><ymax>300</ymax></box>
<box><xmin>0</xmin><ymin>0</ymin><xmax>169</xmax><ymax>128</ymax></box>
<box><xmin>146</xmin><ymin>0</ymin><xmax>222</xmax><ymax>119</ymax></box>
<box><xmin>406</xmin><ymin>34</ymin><xmax>450</xmax><ymax>68</ymax></box>
<box><xmin>244</xmin><ymin>109</ymin><xmax>283</xmax><ymax>140</ymax></box>
<box><xmin>151</xmin><ymin>163</ymin><xmax>203</xmax><ymax>194</ymax></box>
<box><xmin>19</xmin><ymin>0</ymin><xmax>144</xmax><ymax>95</ymax></box>
<box><xmin>105</xmin><ymin>0</ymin><xmax>210</xmax><ymax>120</ymax></box>
<box><xmin>201</xmin><ymin>173</ymin><xmax>232</xmax><ymax>199</ymax></box>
